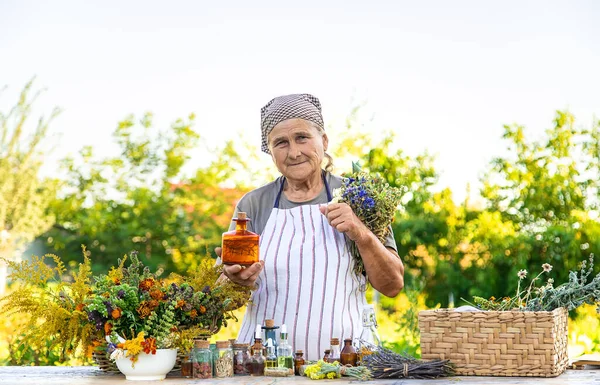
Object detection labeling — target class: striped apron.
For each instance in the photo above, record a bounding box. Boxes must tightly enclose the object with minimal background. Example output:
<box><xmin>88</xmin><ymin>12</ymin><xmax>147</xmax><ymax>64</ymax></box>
<box><xmin>237</xmin><ymin>173</ymin><xmax>368</xmax><ymax>361</ymax></box>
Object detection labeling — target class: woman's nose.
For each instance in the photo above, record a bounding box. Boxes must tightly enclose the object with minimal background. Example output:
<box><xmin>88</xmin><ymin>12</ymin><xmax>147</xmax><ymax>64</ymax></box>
<box><xmin>288</xmin><ymin>143</ymin><xmax>302</xmax><ymax>159</ymax></box>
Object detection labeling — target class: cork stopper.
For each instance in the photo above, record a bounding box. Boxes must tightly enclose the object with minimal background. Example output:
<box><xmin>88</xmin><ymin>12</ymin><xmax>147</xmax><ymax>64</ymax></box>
<box><xmin>237</xmin><ymin>212</ymin><xmax>247</xmax><ymax>220</ymax></box>
<box><xmin>330</xmin><ymin>338</ymin><xmax>339</xmax><ymax>345</ymax></box>
<box><xmin>233</xmin><ymin>343</ymin><xmax>249</xmax><ymax>349</ymax></box>
<box><xmin>295</xmin><ymin>350</ymin><xmax>303</xmax><ymax>355</ymax></box>
<box><xmin>324</xmin><ymin>349</ymin><xmax>331</xmax><ymax>354</ymax></box>
<box><xmin>344</xmin><ymin>338</ymin><xmax>352</xmax><ymax>343</ymax></box>
<box><xmin>216</xmin><ymin>340</ymin><xmax>231</xmax><ymax>349</ymax></box>
<box><xmin>229</xmin><ymin>338</ymin><xmax>237</xmax><ymax>345</ymax></box>
<box><xmin>264</xmin><ymin>319</ymin><xmax>275</xmax><ymax>328</ymax></box>
<box><xmin>194</xmin><ymin>340</ymin><xmax>210</xmax><ymax>349</ymax></box>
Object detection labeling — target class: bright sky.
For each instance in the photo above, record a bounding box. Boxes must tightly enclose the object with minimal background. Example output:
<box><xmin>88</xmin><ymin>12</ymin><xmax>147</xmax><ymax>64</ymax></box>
<box><xmin>1</xmin><ymin>0</ymin><xmax>599</xmax><ymax>202</ymax></box>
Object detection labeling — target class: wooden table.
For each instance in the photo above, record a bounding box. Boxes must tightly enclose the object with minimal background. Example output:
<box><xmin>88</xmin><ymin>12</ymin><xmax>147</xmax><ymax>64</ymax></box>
<box><xmin>0</xmin><ymin>366</ymin><xmax>598</xmax><ymax>385</ymax></box>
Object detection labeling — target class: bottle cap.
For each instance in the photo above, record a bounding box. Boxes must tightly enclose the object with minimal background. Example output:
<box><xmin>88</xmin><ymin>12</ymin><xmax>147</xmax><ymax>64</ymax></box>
<box><xmin>194</xmin><ymin>340</ymin><xmax>210</xmax><ymax>349</ymax></box>
<box><xmin>255</xmin><ymin>324</ymin><xmax>262</xmax><ymax>338</ymax></box>
<box><xmin>344</xmin><ymin>338</ymin><xmax>352</xmax><ymax>343</ymax></box>
<box><xmin>295</xmin><ymin>350</ymin><xmax>303</xmax><ymax>354</ymax></box>
<box><xmin>264</xmin><ymin>319</ymin><xmax>275</xmax><ymax>328</ymax></box>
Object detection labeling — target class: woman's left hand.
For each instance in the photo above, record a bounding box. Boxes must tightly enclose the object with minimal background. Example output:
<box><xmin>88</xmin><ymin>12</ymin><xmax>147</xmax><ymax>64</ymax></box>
<box><xmin>319</xmin><ymin>203</ymin><xmax>368</xmax><ymax>242</ymax></box>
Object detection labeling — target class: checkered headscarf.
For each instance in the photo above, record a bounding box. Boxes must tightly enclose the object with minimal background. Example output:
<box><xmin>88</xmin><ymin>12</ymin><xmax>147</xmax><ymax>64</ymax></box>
<box><xmin>260</xmin><ymin>93</ymin><xmax>324</xmax><ymax>154</ymax></box>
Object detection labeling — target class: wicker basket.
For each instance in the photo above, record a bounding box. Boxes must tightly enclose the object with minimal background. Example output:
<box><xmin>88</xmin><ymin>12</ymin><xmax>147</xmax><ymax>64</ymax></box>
<box><xmin>418</xmin><ymin>307</ymin><xmax>568</xmax><ymax>377</ymax></box>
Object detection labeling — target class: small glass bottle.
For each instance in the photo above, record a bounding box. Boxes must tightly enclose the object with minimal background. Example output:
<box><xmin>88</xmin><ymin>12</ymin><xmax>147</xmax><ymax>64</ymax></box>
<box><xmin>262</xmin><ymin>319</ymin><xmax>279</xmax><ymax>353</ymax></box>
<box><xmin>181</xmin><ymin>349</ymin><xmax>193</xmax><ymax>378</ymax></box>
<box><xmin>329</xmin><ymin>338</ymin><xmax>341</xmax><ymax>363</ymax></box>
<box><xmin>276</xmin><ymin>324</ymin><xmax>293</xmax><ymax>372</ymax></box>
<box><xmin>221</xmin><ymin>212</ymin><xmax>259</xmax><ymax>266</ymax></box>
<box><xmin>214</xmin><ymin>340</ymin><xmax>234</xmax><ymax>378</ymax></box>
<box><xmin>293</xmin><ymin>350</ymin><xmax>305</xmax><ymax>376</ymax></box>
<box><xmin>233</xmin><ymin>343</ymin><xmax>250</xmax><ymax>375</ymax></box>
<box><xmin>322</xmin><ymin>349</ymin><xmax>331</xmax><ymax>362</ymax></box>
<box><xmin>340</xmin><ymin>338</ymin><xmax>358</xmax><ymax>366</ymax></box>
<box><xmin>250</xmin><ymin>324</ymin><xmax>265</xmax><ymax>356</ymax></box>
<box><xmin>191</xmin><ymin>339</ymin><xmax>213</xmax><ymax>379</ymax></box>
<box><xmin>356</xmin><ymin>304</ymin><xmax>381</xmax><ymax>364</ymax></box>
<box><xmin>250</xmin><ymin>343</ymin><xmax>265</xmax><ymax>376</ymax></box>
<box><xmin>264</xmin><ymin>338</ymin><xmax>277</xmax><ymax>368</ymax></box>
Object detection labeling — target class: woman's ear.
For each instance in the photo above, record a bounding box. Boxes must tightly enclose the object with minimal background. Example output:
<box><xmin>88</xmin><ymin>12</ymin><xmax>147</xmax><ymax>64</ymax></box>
<box><xmin>322</xmin><ymin>133</ymin><xmax>329</xmax><ymax>152</ymax></box>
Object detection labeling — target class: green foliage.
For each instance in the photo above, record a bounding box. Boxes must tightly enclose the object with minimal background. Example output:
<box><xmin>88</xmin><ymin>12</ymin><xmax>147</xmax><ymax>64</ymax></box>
<box><xmin>0</xmin><ymin>78</ymin><xmax>60</xmax><ymax>292</ymax></box>
<box><xmin>44</xmin><ymin>112</ymin><xmax>250</xmax><ymax>275</ymax></box>
<box><xmin>0</xmin><ymin>249</ymin><xmax>95</xmax><ymax>363</ymax></box>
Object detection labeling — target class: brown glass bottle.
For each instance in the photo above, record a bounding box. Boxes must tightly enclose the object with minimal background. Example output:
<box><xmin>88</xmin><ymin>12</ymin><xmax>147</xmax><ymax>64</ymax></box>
<box><xmin>340</xmin><ymin>338</ymin><xmax>358</xmax><ymax>366</ymax></box>
<box><xmin>293</xmin><ymin>350</ymin><xmax>305</xmax><ymax>376</ymax></box>
<box><xmin>221</xmin><ymin>212</ymin><xmax>259</xmax><ymax>266</ymax></box>
<box><xmin>322</xmin><ymin>349</ymin><xmax>331</xmax><ymax>362</ymax></box>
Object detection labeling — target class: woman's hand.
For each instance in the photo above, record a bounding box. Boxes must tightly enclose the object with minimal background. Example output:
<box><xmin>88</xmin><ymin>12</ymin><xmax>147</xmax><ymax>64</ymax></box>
<box><xmin>319</xmin><ymin>203</ymin><xmax>369</xmax><ymax>242</ymax></box>
<box><xmin>215</xmin><ymin>247</ymin><xmax>264</xmax><ymax>288</ymax></box>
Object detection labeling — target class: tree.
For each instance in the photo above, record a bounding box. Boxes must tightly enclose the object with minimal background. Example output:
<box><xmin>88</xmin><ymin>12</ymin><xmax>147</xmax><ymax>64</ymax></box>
<box><xmin>0</xmin><ymin>80</ymin><xmax>59</xmax><ymax>293</ymax></box>
<box><xmin>480</xmin><ymin>111</ymin><xmax>599</xmax><ymax>291</ymax></box>
<box><xmin>44</xmin><ymin>112</ymin><xmax>251</xmax><ymax>274</ymax></box>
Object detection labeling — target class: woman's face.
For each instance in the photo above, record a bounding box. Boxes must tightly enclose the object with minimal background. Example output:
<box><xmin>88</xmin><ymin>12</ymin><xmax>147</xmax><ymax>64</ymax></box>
<box><xmin>268</xmin><ymin>118</ymin><xmax>328</xmax><ymax>182</ymax></box>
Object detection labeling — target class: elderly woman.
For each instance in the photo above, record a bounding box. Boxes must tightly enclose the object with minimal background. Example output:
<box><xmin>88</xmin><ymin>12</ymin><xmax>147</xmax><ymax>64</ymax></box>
<box><xmin>217</xmin><ymin>94</ymin><xmax>404</xmax><ymax>360</ymax></box>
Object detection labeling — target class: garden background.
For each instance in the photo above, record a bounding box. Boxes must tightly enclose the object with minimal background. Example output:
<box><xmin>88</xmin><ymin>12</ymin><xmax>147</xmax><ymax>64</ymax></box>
<box><xmin>1</xmin><ymin>0</ymin><xmax>599</xmax><ymax>366</ymax></box>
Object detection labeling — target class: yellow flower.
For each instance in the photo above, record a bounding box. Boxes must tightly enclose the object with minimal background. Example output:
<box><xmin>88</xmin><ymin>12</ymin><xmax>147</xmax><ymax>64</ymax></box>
<box><xmin>123</xmin><ymin>332</ymin><xmax>146</xmax><ymax>363</ymax></box>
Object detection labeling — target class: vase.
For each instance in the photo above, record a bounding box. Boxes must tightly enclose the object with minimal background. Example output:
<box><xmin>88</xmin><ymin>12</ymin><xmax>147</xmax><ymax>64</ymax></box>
<box><xmin>115</xmin><ymin>349</ymin><xmax>178</xmax><ymax>381</ymax></box>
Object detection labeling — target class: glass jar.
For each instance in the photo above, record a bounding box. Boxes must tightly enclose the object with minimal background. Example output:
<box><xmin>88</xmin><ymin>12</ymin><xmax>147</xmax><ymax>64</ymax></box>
<box><xmin>191</xmin><ymin>339</ymin><xmax>213</xmax><ymax>379</ymax></box>
<box><xmin>329</xmin><ymin>338</ymin><xmax>341</xmax><ymax>363</ymax></box>
<box><xmin>232</xmin><ymin>343</ymin><xmax>250</xmax><ymax>375</ymax></box>
<box><xmin>214</xmin><ymin>340</ymin><xmax>234</xmax><ymax>378</ymax></box>
<box><xmin>181</xmin><ymin>349</ymin><xmax>193</xmax><ymax>378</ymax></box>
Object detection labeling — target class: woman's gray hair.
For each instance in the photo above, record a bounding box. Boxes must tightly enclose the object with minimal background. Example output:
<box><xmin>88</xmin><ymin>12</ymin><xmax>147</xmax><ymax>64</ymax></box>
<box><xmin>311</xmin><ymin>122</ymin><xmax>334</xmax><ymax>172</ymax></box>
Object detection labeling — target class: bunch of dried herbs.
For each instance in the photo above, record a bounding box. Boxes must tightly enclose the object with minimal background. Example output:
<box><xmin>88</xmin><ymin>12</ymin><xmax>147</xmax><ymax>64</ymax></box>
<box><xmin>360</xmin><ymin>342</ymin><xmax>453</xmax><ymax>379</ymax></box>
<box><xmin>465</xmin><ymin>254</ymin><xmax>599</xmax><ymax>313</ymax></box>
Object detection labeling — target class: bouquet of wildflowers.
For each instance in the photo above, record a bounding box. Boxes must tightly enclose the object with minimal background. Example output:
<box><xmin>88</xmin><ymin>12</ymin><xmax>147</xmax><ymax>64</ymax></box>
<box><xmin>0</xmin><ymin>247</ymin><xmax>249</xmax><ymax>366</ymax></box>
<box><xmin>331</xmin><ymin>162</ymin><xmax>403</xmax><ymax>276</ymax></box>
<box><xmin>94</xmin><ymin>252</ymin><xmax>249</xmax><ymax>365</ymax></box>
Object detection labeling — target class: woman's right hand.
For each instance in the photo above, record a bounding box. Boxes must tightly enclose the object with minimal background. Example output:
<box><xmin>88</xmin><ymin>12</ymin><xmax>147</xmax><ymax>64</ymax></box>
<box><xmin>215</xmin><ymin>247</ymin><xmax>264</xmax><ymax>288</ymax></box>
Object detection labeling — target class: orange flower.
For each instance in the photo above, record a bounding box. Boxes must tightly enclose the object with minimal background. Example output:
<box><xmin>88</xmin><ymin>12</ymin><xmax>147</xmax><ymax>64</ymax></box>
<box><xmin>142</xmin><ymin>337</ymin><xmax>157</xmax><ymax>355</ymax></box>
<box><xmin>149</xmin><ymin>289</ymin><xmax>164</xmax><ymax>300</ymax></box>
<box><xmin>102</xmin><ymin>292</ymin><xmax>110</xmax><ymax>298</ymax></box>
<box><xmin>190</xmin><ymin>309</ymin><xmax>198</xmax><ymax>318</ymax></box>
<box><xmin>86</xmin><ymin>340</ymin><xmax>103</xmax><ymax>358</ymax></box>
<box><xmin>111</xmin><ymin>308</ymin><xmax>122</xmax><ymax>319</ymax></box>
<box><xmin>104</xmin><ymin>322</ymin><xmax>113</xmax><ymax>335</ymax></box>
<box><xmin>199</xmin><ymin>305</ymin><xmax>206</xmax><ymax>314</ymax></box>
<box><xmin>139</xmin><ymin>278</ymin><xmax>156</xmax><ymax>291</ymax></box>
<box><xmin>75</xmin><ymin>303</ymin><xmax>85</xmax><ymax>312</ymax></box>
<box><xmin>112</xmin><ymin>277</ymin><xmax>121</xmax><ymax>285</ymax></box>
<box><xmin>137</xmin><ymin>302</ymin><xmax>152</xmax><ymax>318</ymax></box>
<box><xmin>149</xmin><ymin>300</ymin><xmax>159</xmax><ymax>309</ymax></box>
<box><xmin>175</xmin><ymin>300</ymin><xmax>185</xmax><ymax>309</ymax></box>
